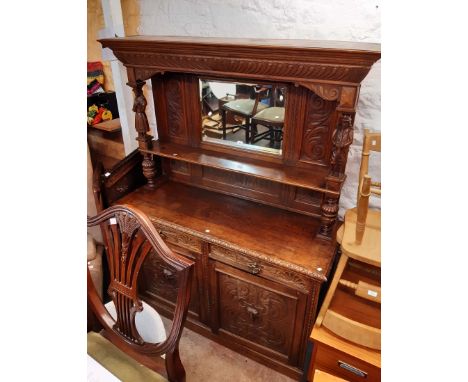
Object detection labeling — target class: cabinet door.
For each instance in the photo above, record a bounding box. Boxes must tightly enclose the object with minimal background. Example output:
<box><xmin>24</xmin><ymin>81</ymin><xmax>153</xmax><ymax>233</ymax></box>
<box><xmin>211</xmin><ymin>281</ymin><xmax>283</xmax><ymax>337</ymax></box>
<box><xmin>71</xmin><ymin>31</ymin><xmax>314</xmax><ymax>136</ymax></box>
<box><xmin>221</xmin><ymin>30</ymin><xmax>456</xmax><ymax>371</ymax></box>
<box><xmin>209</xmin><ymin>261</ymin><xmax>307</xmax><ymax>366</ymax></box>
<box><xmin>139</xmin><ymin>244</ymin><xmax>202</xmax><ymax>321</ymax></box>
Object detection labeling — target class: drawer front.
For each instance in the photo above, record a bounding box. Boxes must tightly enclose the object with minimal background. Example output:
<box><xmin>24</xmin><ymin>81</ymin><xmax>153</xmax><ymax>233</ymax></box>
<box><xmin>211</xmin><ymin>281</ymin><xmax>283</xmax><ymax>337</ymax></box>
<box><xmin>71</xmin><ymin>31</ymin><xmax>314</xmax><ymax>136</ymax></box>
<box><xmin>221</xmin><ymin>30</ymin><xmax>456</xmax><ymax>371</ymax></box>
<box><xmin>313</xmin><ymin>343</ymin><xmax>381</xmax><ymax>382</ymax></box>
<box><xmin>140</xmin><ymin>247</ymin><xmax>201</xmax><ymax>319</ymax></box>
<box><xmin>211</xmin><ymin>262</ymin><xmax>307</xmax><ymax>363</ymax></box>
<box><xmin>153</xmin><ymin>223</ymin><xmax>202</xmax><ymax>254</ymax></box>
<box><xmin>210</xmin><ymin>244</ymin><xmax>311</xmax><ymax>293</ymax></box>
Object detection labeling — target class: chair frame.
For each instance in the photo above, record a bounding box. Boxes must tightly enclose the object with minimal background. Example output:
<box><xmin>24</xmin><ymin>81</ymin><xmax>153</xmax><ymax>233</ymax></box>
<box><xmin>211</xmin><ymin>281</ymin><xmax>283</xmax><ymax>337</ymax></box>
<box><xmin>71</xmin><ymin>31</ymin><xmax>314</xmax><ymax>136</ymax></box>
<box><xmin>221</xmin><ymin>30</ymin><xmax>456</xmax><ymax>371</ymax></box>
<box><xmin>87</xmin><ymin>204</ymin><xmax>194</xmax><ymax>382</ymax></box>
<box><xmin>221</xmin><ymin>85</ymin><xmax>269</xmax><ymax>143</ymax></box>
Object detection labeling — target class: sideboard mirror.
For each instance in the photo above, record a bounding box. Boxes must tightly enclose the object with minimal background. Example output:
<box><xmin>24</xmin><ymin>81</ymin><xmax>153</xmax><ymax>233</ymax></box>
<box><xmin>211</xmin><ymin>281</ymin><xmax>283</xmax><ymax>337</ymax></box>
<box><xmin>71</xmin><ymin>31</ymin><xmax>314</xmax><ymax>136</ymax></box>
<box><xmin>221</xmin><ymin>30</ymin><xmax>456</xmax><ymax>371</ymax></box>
<box><xmin>200</xmin><ymin>78</ymin><xmax>287</xmax><ymax>155</ymax></box>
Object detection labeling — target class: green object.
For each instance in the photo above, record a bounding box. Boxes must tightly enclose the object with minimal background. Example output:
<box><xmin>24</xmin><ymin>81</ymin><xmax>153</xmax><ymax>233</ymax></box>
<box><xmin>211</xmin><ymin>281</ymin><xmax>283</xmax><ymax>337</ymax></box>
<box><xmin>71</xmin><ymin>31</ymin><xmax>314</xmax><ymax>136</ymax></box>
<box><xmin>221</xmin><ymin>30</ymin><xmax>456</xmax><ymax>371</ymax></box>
<box><xmin>87</xmin><ymin>332</ymin><xmax>167</xmax><ymax>382</ymax></box>
<box><xmin>223</xmin><ymin>99</ymin><xmax>268</xmax><ymax>116</ymax></box>
<box><xmin>253</xmin><ymin>107</ymin><xmax>285</xmax><ymax>123</ymax></box>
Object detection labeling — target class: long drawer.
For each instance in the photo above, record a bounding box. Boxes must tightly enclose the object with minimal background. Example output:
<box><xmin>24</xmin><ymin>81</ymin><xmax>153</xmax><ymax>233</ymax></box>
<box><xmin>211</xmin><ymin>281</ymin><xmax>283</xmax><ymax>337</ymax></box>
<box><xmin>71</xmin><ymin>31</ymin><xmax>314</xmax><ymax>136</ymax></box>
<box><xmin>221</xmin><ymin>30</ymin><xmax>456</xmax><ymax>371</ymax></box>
<box><xmin>210</xmin><ymin>244</ymin><xmax>313</xmax><ymax>293</ymax></box>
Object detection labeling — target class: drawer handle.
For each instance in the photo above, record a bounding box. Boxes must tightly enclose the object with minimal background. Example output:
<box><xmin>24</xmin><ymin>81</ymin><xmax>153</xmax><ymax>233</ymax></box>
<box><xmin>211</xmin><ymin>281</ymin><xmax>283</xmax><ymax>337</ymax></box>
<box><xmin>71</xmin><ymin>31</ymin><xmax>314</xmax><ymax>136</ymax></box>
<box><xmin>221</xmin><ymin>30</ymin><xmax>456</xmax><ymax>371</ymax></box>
<box><xmin>247</xmin><ymin>262</ymin><xmax>261</xmax><ymax>275</ymax></box>
<box><xmin>337</xmin><ymin>360</ymin><xmax>367</xmax><ymax>378</ymax></box>
<box><xmin>163</xmin><ymin>268</ymin><xmax>175</xmax><ymax>279</ymax></box>
<box><xmin>157</xmin><ymin>229</ymin><xmax>167</xmax><ymax>240</ymax></box>
<box><xmin>246</xmin><ymin>306</ymin><xmax>259</xmax><ymax>320</ymax></box>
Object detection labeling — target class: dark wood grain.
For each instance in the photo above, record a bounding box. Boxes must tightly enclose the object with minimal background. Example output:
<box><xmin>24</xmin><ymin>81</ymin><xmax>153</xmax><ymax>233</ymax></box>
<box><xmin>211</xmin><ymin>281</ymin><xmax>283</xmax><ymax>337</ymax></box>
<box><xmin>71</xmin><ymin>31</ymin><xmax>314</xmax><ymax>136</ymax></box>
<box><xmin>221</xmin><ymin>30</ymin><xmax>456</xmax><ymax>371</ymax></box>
<box><xmin>87</xmin><ymin>205</ymin><xmax>194</xmax><ymax>382</ymax></box>
<box><xmin>142</xmin><ymin>140</ymin><xmax>335</xmax><ymax>194</ymax></box>
<box><xmin>96</xmin><ymin>36</ymin><xmax>381</xmax><ymax>379</ymax></box>
<box><xmin>116</xmin><ymin>181</ymin><xmax>335</xmax><ymax>279</ymax></box>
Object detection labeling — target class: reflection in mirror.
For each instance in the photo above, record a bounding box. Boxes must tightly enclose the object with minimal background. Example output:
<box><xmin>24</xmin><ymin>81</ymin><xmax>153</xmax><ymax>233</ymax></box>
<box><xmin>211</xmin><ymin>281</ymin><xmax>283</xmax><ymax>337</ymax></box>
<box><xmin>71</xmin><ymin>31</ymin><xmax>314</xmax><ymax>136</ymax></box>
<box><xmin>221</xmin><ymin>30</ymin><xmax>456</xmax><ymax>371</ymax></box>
<box><xmin>200</xmin><ymin>79</ymin><xmax>286</xmax><ymax>155</ymax></box>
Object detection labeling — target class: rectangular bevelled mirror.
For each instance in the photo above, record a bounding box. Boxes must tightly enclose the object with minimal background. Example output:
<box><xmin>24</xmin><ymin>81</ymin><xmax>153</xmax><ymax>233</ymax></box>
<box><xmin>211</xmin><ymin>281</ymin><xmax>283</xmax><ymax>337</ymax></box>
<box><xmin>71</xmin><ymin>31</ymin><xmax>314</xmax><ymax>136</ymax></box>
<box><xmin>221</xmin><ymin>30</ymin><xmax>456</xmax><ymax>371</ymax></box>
<box><xmin>200</xmin><ymin>79</ymin><xmax>286</xmax><ymax>155</ymax></box>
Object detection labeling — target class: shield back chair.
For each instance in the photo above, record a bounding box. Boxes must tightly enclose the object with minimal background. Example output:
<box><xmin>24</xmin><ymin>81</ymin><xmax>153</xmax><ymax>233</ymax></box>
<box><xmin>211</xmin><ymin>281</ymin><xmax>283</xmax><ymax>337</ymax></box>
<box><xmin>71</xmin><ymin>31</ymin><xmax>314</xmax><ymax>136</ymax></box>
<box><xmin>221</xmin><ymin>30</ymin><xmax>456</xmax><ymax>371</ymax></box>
<box><xmin>315</xmin><ymin>129</ymin><xmax>381</xmax><ymax>350</ymax></box>
<box><xmin>87</xmin><ymin>204</ymin><xmax>194</xmax><ymax>382</ymax></box>
<box><xmin>221</xmin><ymin>85</ymin><xmax>269</xmax><ymax>143</ymax></box>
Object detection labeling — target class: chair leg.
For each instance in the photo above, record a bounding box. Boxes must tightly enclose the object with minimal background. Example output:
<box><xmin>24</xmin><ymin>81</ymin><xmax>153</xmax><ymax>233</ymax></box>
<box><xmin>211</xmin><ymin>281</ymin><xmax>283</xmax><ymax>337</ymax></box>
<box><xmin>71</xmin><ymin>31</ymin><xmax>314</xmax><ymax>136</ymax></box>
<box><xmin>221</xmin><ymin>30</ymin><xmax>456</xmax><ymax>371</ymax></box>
<box><xmin>269</xmin><ymin>126</ymin><xmax>274</xmax><ymax>147</ymax></box>
<box><xmin>165</xmin><ymin>347</ymin><xmax>186</xmax><ymax>382</ymax></box>
<box><xmin>251</xmin><ymin>122</ymin><xmax>257</xmax><ymax>144</ymax></box>
<box><xmin>245</xmin><ymin>118</ymin><xmax>251</xmax><ymax>143</ymax></box>
<box><xmin>221</xmin><ymin>109</ymin><xmax>227</xmax><ymax>140</ymax></box>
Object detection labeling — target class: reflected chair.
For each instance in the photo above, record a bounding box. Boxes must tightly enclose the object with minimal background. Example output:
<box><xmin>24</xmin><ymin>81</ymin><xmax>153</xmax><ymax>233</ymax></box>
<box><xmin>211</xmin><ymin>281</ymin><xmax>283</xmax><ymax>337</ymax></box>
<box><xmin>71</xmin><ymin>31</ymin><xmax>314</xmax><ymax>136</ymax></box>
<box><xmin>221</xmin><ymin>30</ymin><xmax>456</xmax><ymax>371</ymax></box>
<box><xmin>221</xmin><ymin>85</ymin><xmax>269</xmax><ymax>143</ymax></box>
<box><xmin>315</xmin><ymin>129</ymin><xmax>381</xmax><ymax>350</ymax></box>
<box><xmin>87</xmin><ymin>204</ymin><xmax>194</xmax><ymax>382</ymax></box>
<box><xmin>250</xmin><ymin>106</ymin><xmax>285</xmax><ymax>149</ymax></box>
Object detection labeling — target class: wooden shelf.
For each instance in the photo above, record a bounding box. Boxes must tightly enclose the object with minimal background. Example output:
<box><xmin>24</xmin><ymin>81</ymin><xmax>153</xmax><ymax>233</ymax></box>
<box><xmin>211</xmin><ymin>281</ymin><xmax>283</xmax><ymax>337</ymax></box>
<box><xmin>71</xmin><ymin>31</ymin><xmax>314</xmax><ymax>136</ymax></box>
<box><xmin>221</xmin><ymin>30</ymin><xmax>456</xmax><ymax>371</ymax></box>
<box><xmin>115</xmin><ymin>181</ymin><xmax>336</xmax><ymax>278</ymax></box>
<box><xmin>141</xmin><ymin>141</ymin><xmax>338</xmax><ymax>195</ymax></box>
<box><xmin>90</xmin><ymin>118</ymin><xmax>121</xmax><ymax>132</ymax></box>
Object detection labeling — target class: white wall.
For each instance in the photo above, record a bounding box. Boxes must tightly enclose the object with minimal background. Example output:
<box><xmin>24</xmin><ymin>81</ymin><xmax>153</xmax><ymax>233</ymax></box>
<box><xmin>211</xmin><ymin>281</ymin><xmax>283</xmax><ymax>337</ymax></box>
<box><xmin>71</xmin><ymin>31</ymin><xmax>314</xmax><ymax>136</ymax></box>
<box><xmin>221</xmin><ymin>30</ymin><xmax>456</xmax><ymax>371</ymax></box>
<box><xmin>138</xmin><ymin>0</ymin><xmax>381</xmax><ymax>216</ymax></box>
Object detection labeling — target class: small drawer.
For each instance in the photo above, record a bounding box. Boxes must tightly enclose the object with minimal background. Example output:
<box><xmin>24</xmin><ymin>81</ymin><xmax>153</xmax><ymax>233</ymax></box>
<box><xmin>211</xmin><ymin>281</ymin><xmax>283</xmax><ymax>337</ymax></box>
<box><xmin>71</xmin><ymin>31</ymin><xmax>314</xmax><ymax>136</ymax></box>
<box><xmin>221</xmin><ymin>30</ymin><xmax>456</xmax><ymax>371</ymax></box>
<box><xmin>314</xmin><ymin>343</ymin><xmax>380</xmax><ymax>382</ymax></box>
<box><xmin>210</xmin><ymin>245</ymin><xmax>311</xmax><ymax>293</ymax></box>
<box><xmin>153</xmin><ymin>223</ymin><xmax>202</xmax><ymax>254</ymax></box>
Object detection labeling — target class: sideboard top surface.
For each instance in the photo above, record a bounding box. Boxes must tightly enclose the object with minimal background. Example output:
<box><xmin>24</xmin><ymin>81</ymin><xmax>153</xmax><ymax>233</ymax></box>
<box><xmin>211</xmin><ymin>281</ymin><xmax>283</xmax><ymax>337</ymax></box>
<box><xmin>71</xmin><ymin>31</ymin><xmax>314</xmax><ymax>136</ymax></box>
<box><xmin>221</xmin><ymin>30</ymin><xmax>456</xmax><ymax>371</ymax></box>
<box><xmin>116</xmin><ymin>181</ymin><xmax>335</xmax><ymax>281</ymax></box>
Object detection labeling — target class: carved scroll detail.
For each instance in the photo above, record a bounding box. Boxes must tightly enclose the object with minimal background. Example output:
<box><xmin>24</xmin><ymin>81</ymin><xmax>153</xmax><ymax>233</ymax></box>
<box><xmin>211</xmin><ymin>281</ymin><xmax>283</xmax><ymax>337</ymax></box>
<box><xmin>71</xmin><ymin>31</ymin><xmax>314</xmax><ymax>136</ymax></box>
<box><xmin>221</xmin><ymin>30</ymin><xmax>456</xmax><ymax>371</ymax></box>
<box><xmin>301</xmin><ymin>93</ymin><xmax>336</xmax><ymax>164</ymax></box>
<box><xmin>297</xmin><ymin>82</ymin><xmax>341</xmax><ymax>101</ymax></box>
<box><xmin>165</xmin><ymin>77</ymin><xmax>185</xmax><ymax>139</ymax></box>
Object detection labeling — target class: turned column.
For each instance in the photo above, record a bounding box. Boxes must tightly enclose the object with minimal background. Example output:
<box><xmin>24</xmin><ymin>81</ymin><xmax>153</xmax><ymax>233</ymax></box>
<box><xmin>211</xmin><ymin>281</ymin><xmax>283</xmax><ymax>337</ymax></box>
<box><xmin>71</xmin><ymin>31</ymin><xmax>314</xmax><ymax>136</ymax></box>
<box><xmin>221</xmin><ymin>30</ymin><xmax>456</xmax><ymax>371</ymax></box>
<box><xmin>128</xmin><ymin>79</ymin><xmax>157</xmax><ymax>188</ymax></box>
<box><xmin>318</xmin><ymin>112</ymin><xmax>355</xmax><ymax>238</ymax></box>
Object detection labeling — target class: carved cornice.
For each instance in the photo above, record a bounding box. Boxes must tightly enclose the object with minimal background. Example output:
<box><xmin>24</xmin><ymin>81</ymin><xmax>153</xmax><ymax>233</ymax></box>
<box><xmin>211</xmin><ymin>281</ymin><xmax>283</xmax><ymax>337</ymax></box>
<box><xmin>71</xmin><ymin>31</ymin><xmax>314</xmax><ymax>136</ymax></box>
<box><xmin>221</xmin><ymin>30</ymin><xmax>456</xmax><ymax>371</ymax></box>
<box><xmin>100</xmin><ymin>37</ymin><xmax>380</xmax><ymax>85</ymax></box>
<box><xmin>119</xmin><ymin>53</ymin><xmax>370</xmax><ymax>84</ymax></box>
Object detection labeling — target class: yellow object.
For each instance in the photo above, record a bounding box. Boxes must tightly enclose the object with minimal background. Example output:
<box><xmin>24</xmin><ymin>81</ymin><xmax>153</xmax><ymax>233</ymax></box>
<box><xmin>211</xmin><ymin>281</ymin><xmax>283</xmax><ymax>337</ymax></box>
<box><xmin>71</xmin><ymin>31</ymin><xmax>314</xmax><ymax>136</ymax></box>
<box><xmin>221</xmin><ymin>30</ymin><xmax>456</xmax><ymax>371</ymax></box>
<box><xmin>102</xmin><ymin>110</ymin><xmax>113</xmax><ymax>121</ymax></box>
<box><xmin>89</xmin><ymin>105</ymin><xmax>98</xmax><ymax>114</ymax></box>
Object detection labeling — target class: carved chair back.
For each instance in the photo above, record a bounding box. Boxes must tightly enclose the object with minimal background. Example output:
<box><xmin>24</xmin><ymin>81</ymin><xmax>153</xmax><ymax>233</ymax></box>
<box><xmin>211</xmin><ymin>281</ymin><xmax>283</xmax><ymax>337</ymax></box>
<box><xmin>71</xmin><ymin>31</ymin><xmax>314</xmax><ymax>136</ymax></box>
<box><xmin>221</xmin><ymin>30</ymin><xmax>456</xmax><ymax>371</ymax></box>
<box><xmin>87</xmin><ymin>204</ymin><xmax>194</xmax><ymax>381</ymax></box>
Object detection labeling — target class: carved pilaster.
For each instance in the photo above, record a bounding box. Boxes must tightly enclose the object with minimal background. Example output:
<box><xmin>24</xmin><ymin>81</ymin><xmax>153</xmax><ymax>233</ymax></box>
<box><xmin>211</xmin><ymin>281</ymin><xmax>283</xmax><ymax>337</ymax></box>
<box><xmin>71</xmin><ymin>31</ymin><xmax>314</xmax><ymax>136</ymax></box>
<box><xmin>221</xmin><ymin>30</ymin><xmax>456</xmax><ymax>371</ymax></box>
<box><xmin>129</xmin><ymin>80</ymin><xmax>153</xmax><ymax>150</ymax></box>
<box><xmin>330</xmin><ymin>112</ymin><xmax>355</xmax><ymax>176</ymax></box>
<box><xmin>318</xmin><ymin>175</ymin><xmax>344</xmax><ymax>239</ymax></box>
<box><xmin>142</xmin><ymin>153</ymin><xmax>157</xmax><ymax>189</ymax></box>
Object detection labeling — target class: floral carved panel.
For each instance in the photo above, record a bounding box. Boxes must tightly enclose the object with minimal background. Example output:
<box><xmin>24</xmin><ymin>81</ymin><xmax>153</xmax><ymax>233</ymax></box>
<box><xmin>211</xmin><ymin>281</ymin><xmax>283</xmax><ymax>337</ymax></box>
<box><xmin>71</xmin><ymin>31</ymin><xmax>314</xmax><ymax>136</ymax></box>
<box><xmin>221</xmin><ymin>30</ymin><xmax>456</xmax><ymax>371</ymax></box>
<box><xmin>218</xmin><ymin>273</ymin><xmax>297</xmax><ymax>356</ymax></box>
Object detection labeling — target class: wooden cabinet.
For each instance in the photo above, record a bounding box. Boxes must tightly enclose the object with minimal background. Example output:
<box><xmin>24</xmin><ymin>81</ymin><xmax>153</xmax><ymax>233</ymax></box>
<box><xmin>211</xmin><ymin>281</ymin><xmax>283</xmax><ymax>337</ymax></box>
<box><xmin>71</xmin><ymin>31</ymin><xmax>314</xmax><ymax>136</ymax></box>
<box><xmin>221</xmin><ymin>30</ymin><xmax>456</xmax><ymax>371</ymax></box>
<box><xmin>94</xmin><ymin>36</ymin><xmax>380</xmax><ymax>380</ymax></box>
<box><xmin>140</xmin><ymin>243</ymin><xmax>203</xmax><ymax>322</ymax></box>
<box><xmin>308</xmin><ymin>325</ymin><xmax>381</xmax><ymax>382</ymax></box>
<box><xmin>209</xmin><ymin>261</ymin><xmax>308</xmax><ymax>365</ymax></box>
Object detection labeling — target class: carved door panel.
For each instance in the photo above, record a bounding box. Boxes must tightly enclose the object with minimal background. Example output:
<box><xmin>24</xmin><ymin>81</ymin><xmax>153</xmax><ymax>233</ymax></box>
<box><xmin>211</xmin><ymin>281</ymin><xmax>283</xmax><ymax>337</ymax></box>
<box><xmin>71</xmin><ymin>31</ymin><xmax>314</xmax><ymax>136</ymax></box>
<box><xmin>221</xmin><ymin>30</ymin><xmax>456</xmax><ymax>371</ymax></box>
<box><xmin>139</xmin><ymin>244</ymin><xmax>202</xmax><ymax>321</ymax></box>
<box><xmin>209</xmin><ymin>261</ymin><xmax>307</xmax><ymax>366</ymax></box>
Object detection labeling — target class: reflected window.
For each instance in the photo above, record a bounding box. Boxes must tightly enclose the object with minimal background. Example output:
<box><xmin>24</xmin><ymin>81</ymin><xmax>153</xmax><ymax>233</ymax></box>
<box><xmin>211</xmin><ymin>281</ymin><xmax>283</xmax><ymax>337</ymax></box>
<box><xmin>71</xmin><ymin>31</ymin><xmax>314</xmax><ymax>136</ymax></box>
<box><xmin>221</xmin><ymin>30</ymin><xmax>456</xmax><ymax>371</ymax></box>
<box><xmin>200</xmin><ymin>79</ymin><xmax>286</xmax><ymax>155</ymax></box>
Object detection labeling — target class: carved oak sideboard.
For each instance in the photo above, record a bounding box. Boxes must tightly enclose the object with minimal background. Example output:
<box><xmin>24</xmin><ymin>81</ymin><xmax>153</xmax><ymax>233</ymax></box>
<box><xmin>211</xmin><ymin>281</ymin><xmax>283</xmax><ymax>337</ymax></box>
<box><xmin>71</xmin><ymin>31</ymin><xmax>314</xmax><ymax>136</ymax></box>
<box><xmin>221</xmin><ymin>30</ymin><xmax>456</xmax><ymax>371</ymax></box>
<box><xmin>94</xmin><ymin>36</ymin><xmax>381</xmax><ymax>380</ymax></box>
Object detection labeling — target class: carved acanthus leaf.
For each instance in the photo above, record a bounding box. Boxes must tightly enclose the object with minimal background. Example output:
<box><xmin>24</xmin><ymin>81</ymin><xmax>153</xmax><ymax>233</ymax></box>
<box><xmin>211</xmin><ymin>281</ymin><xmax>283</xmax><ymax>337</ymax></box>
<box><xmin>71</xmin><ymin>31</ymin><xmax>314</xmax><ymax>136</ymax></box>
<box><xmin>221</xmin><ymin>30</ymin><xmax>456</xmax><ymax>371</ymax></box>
<box><xmin>116</xmin><ymin>212</ymin><xmax>140</xmax><ymax>262</ymax></box>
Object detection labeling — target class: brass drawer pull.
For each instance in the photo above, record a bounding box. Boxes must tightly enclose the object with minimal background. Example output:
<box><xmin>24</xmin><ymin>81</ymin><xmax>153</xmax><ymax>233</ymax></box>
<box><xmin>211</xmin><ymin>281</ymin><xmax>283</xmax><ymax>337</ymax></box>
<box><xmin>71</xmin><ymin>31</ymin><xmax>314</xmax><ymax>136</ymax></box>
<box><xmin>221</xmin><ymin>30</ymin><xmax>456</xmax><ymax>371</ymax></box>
<box><xmin>337</xmin><ymin>360</ymin><xmax>367</xmax><ymax>378</ymax></box>
<box><xmin>247</xmin><ymin>262</ymin><xmax>261</xmax><ymax>275</ymax></box>
<box><xmin>246</xmin><ymin>306</ymin><xmax>259</xmax><ymax>320</ymax></box>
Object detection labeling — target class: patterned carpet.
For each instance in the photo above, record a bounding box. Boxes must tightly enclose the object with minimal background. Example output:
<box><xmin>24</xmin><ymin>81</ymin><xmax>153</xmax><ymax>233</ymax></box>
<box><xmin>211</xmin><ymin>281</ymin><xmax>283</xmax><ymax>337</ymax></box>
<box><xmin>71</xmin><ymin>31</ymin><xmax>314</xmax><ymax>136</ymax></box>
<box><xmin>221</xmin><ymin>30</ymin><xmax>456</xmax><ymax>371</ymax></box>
<box><xmin>164</xmin><ymin>317</ymin><xmax>296</xmax><ymax>382</ymax></box>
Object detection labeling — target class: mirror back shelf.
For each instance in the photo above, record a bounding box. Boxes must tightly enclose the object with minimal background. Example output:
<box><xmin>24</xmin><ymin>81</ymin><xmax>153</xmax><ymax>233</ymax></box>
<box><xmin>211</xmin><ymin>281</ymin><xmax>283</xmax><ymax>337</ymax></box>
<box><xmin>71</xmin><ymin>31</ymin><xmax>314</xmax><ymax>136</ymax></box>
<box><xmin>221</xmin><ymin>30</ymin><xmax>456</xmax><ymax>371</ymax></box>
<box><xmin>100</xmin><ymin>36</ymin><xmax>381</xmax><ymax>238</ymax></box>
